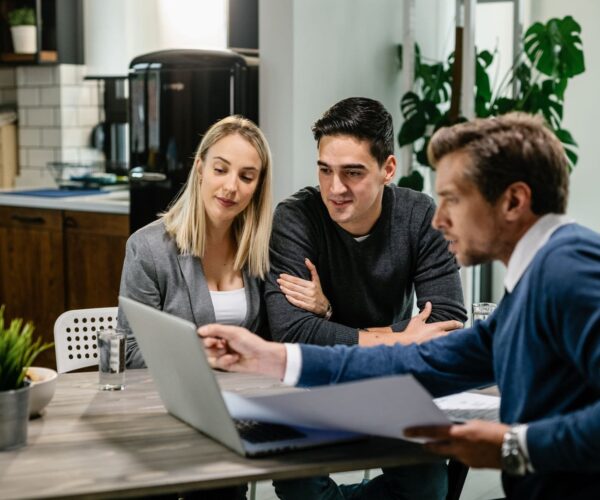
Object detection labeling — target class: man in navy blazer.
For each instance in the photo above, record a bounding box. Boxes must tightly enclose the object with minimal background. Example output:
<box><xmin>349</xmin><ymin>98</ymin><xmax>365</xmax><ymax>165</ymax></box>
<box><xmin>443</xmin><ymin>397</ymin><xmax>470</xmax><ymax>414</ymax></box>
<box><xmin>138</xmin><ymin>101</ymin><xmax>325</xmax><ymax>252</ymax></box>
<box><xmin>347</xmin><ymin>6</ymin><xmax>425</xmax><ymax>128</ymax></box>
<box><xmin>199</xmin><ymin>113</ymin><xmax>600</xmax><ymax>500</ymax></box>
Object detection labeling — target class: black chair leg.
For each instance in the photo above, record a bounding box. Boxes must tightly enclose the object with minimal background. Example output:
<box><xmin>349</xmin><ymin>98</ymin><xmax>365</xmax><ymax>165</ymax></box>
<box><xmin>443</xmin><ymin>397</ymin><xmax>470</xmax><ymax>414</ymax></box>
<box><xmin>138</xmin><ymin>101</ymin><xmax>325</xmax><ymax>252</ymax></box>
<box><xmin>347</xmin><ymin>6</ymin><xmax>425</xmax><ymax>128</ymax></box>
<box><xmin>446</xmin><ymin>459</ymin><xmax>470</xmax><ymax>500</ymax></box>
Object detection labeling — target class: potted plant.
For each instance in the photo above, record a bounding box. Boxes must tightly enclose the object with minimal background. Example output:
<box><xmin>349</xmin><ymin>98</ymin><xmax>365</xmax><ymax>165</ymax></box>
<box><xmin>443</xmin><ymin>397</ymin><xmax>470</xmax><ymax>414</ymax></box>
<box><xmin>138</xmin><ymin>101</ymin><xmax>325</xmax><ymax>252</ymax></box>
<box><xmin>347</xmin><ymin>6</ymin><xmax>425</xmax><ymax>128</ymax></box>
<box><xmin>7</xmin><ymin>7</ymin><xmax>37</xmax><ymax>54</ymax></box>
<box><xmin>0</xmin><ymin>305</ymin><xmax>52</xmax><ymax>450</ymax></box>
<box><xmin>397</xmin><ymin>16</ymin><xmax>585</xmax><ymax>190</ymax></box>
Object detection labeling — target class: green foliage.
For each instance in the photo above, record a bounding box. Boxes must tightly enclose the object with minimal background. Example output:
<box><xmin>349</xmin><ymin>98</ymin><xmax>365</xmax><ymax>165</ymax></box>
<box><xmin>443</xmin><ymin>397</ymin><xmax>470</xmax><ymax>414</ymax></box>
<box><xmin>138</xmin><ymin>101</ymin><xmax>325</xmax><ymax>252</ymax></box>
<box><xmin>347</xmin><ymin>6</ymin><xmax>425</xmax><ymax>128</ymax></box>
<box><xmin>0</xmin><ymin>305</ymin><xmax>53</xmax><ymax>391</ymax></box>
<box><xmin>7</xmin><ymin>7</ymin><xmax>35</xmax><ymax>26</ymax></box>
<box><xmin>397</xmin><ymin>15</ymin><xmax>586</xmax><ymax>189</ymax></box>
<box><xmin>398</xmin><ymin>170</ymin><xmax>424</xmax><ymax>192</ymax></box>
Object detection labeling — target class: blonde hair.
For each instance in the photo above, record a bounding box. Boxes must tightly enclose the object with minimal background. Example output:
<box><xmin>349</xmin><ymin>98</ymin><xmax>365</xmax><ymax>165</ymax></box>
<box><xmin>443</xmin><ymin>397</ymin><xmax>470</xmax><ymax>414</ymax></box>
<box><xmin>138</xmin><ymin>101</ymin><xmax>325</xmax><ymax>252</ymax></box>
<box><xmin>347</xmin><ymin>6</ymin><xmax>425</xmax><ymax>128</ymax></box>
<box><xmin>161</xmin><ymin>115</ymin><xmax>273</xmax><ymax>278</ymax></box>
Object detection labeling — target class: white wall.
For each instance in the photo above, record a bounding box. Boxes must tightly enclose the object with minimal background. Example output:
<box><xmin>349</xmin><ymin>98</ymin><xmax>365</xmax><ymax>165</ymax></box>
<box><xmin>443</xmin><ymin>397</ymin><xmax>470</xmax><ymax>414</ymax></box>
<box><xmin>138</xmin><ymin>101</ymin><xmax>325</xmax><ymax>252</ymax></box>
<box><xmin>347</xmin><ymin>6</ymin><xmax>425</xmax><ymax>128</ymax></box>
<box><xmin>260</xmin><ymin>0</ymin><xmax>404</xmax><ymax>203</ymax></box>
<box><xmin>529</xmin><ymin>0</ymin><xmax>600</xmax><ymax>233</ymax></box>
<box><xmin>84</xmin><ymin>0</ymin><xmax>227</xmax><ymax>77</ymax></box>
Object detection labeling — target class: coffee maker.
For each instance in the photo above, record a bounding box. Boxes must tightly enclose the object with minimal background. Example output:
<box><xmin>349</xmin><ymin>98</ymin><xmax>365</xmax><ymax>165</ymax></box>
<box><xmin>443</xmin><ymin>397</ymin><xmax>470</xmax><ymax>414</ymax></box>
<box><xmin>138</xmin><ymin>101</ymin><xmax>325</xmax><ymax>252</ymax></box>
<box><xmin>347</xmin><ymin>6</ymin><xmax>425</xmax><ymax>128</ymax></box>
<box><xmin>127</xmin><ymin>49</ymin><xmax>258</xmax><ymax>233</ymax></box>
<box><xmin>88</xmin><ymin>76</ymin><xmax>129</xmax><ymax>176</ymax></box>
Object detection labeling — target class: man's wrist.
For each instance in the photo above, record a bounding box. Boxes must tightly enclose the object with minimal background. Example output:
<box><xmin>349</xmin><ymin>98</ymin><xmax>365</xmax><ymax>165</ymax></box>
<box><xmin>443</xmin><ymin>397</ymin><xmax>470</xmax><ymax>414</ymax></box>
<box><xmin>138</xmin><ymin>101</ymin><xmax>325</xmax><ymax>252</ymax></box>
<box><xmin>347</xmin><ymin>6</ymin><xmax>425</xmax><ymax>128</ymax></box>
<box><xmin>265</xmin><ymin>343</ymin><xmax>288</xmax><ymax>380</ymax></box>
<box><xmin>323</xmin><ymin>302</ymin><xmax>333</xmax><ymax>320</ymax></box>
<box><xmin>501</xmin><ymin>425</ymin><xmax>530</xmax><ymax>476</ymax></box>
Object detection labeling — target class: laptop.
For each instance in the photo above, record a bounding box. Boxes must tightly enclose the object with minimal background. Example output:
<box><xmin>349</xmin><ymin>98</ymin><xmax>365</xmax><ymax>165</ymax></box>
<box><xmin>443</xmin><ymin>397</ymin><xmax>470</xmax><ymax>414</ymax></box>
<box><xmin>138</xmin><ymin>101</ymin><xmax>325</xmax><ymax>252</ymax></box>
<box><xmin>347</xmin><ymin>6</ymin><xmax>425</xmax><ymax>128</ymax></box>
<box><xmin>119</xmin><ymin>296</ymin><xmax>360</xmax><ymax>456</ymax></box>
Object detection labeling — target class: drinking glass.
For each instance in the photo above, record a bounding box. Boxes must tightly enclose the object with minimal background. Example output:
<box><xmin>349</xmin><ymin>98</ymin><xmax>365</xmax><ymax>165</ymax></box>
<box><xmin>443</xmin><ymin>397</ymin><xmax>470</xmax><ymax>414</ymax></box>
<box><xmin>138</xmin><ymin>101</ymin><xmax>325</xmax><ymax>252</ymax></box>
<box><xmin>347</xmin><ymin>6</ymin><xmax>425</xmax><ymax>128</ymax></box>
<box><xmin>471</xmin><ymin>302</ymin><xmax>497</xmax><ymax>324</ymax></box>
<box><xmin>98</xmin><ymin>327</ymin><xmax>126</xmax><ymax>390</ymax></box>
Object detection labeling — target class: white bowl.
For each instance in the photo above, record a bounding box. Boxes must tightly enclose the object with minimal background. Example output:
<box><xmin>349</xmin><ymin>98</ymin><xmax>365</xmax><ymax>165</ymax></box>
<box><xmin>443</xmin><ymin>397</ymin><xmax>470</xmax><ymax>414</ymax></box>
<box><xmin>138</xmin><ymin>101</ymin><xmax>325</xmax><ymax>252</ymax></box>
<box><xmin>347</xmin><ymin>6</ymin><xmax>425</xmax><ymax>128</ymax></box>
<box><xmin>26</xmin><ymin>367</ymin><xmax>58</xmax><ymax>418</ymax></box>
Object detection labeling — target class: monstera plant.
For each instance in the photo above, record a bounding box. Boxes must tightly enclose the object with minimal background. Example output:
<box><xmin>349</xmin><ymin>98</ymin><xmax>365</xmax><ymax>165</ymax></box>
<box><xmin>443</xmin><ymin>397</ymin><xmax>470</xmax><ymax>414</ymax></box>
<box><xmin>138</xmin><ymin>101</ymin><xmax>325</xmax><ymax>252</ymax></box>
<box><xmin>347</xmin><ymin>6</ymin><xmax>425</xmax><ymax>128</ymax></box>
<box><xmin>398</xmin><ymin>16</ymin><xmax>585</xmax><ymax>190</ymax></box>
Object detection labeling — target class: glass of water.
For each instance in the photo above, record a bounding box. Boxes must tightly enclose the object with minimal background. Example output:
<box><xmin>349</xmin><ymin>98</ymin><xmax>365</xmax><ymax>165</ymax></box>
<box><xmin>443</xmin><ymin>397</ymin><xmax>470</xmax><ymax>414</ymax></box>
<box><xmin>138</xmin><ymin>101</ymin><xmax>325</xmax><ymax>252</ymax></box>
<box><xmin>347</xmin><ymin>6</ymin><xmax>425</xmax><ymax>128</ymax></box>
<box><xmin>98</xmin><ymin>327</ymin><xmax>126</xmax><ymax>390</ymax></box>
<box><xmin>472</xmin><ymin>302</ymin><xmax>497</xmax><ymax>324</ymax></box>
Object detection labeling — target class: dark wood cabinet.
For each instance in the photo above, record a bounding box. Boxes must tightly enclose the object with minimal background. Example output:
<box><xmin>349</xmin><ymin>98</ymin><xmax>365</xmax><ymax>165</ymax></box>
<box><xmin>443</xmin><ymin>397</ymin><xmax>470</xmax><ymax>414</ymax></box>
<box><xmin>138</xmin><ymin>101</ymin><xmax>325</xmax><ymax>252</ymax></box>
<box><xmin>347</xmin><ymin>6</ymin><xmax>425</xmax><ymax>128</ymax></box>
<box><xmin>64</xmin><ymin>210</ymin><xmax>128</xmax><ymax>310</ymax></box>
<box><xmin>0</xmin><ymin>206</ymin><xmax>128</xmax><ymax>369</ymax></box>
<box><xmin>0</xmin><ymin>0</ymin><xmax>83</xmax><ymax>65</ymax></box>
<box><xmin>0</xmin><ymin>206</ymin><xmax>64</xmax><ymax>367</ymax></box>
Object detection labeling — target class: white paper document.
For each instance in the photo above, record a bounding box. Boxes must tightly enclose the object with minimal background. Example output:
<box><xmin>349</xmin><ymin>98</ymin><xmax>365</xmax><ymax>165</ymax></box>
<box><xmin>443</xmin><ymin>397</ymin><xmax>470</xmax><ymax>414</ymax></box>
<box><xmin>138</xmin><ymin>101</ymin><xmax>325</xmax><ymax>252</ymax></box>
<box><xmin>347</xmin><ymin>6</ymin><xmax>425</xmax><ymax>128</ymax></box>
<box><xmin>434</xmin><ymin>392</ymin><xmax>500</xmax><ymax>422</ymax></box>
<box><xmin>223</xmin><ymin>375</ymin><xmax>452</xmax><ymax>440</ymax></box>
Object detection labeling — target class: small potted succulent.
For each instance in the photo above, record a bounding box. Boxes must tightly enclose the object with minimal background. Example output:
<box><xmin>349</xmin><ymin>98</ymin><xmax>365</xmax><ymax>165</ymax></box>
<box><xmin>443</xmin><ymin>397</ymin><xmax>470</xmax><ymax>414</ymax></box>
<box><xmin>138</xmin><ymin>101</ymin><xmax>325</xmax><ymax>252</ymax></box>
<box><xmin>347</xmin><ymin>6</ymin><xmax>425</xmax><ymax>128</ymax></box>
<box><xmin>0</xmin><ymin>305</ymin><xmax>52</xmax><ymax>450</ymax></box>
<box><xmin>7</xmin><ymin>7</ymin><xmax>37</xmax><ymax>54</ymax></box>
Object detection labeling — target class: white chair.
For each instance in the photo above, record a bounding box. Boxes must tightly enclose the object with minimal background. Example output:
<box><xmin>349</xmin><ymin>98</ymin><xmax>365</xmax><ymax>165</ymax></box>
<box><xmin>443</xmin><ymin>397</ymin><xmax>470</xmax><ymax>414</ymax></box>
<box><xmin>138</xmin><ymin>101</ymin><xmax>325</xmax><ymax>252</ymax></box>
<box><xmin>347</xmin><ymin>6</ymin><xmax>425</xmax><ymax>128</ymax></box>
<box><xmin>53</xmin><ymin>307</ymin><xmax>118</xmax><ymax>373</ymax></box>
<box><xmin>53</xmin><ymin>305</ymin><xmax>261</xmax><ymax>500</ymax></box>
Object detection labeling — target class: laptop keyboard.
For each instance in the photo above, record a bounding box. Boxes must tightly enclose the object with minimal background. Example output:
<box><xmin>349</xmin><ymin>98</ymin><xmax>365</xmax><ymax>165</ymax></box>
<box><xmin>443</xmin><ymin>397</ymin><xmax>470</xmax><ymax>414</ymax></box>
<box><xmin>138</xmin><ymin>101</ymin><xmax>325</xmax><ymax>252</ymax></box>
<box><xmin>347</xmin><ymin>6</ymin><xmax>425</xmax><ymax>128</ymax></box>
<box><xmin>234</xmin><ymin>419</ymin><xmax>307</xmax><ymax>443</ymax></box>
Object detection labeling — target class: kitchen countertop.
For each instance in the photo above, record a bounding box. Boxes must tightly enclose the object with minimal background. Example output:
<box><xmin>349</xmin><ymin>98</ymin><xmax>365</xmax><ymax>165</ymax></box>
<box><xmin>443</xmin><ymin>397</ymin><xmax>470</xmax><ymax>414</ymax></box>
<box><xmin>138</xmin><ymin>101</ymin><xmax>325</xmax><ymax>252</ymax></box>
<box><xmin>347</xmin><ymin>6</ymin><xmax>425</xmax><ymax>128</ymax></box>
<box><xmin>0</xmin><ymin>188</ymin><xmax>130</xmax><ymax>215</ymax></box>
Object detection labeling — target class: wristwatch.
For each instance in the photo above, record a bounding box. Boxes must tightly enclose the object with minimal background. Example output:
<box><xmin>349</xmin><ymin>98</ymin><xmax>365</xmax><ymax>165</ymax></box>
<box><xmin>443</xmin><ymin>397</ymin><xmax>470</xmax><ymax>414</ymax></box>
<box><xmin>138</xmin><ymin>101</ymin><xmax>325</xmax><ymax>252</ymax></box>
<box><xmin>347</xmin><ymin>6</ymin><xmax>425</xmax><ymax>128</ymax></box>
<box><xmin>501</xmin><ymin>427</ymin><xmax>528</xmax><ymax>476</ymax></box>
<box><xmin>323</xmin><ymin>302</ymin><xmax>333</xmax><ymax>321</ymax></box>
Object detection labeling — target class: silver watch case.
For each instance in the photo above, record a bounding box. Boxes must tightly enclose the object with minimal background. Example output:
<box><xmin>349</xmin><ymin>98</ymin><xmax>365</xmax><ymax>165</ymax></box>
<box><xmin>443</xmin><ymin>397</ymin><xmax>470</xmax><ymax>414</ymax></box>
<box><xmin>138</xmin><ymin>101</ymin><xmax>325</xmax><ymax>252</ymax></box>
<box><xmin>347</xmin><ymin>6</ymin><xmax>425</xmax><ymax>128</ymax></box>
<box><xmin>501</xmin><ymin>429</ymin><xmax>527</xmax><ymax>476</ymax></box>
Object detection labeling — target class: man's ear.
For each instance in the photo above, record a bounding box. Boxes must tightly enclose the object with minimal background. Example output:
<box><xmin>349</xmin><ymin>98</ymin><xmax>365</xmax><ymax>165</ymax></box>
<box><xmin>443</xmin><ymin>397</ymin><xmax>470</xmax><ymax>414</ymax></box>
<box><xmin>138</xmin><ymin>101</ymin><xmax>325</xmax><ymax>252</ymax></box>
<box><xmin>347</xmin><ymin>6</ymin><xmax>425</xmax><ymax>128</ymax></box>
<box><xmin>502</xmin><ymin>182</ymin><xmax>532</xmax><ymax>221</ymax></box>
<box><xmin>382</xmin><ymin>155</ymin><xmax>397</xmax><ymax>184</ymax></box>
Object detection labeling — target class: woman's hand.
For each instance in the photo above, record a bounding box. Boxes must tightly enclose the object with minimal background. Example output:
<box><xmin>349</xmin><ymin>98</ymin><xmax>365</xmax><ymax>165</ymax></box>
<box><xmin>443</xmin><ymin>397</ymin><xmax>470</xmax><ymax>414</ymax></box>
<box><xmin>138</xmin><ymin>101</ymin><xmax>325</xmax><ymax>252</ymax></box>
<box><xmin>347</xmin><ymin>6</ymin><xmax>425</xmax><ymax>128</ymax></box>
<box><xmin>277</xmin><ymin>258</ymin><xmax>331</xmax><ymax>317</ymax></box>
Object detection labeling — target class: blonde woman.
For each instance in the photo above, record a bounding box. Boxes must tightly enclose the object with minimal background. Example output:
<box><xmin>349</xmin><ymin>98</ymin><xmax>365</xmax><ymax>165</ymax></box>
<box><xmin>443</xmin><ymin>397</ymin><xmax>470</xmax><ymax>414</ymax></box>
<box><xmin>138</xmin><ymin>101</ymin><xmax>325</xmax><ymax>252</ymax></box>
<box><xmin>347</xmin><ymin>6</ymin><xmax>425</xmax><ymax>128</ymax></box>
<box><xmin>118</xmin><ymin>115</ymin><xmax>273</xmax><ymax>370</ymax></box>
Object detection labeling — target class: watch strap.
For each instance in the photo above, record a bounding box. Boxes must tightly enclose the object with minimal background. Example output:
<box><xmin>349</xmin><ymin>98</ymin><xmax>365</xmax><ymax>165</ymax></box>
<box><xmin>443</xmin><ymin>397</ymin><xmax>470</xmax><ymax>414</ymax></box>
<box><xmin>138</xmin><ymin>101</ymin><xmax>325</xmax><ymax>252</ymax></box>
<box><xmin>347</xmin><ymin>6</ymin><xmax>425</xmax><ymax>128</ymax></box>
<box><xmin>323</xmin><ymin>302</ymin><xmax>333</xmax><ymax>321</ymax></box>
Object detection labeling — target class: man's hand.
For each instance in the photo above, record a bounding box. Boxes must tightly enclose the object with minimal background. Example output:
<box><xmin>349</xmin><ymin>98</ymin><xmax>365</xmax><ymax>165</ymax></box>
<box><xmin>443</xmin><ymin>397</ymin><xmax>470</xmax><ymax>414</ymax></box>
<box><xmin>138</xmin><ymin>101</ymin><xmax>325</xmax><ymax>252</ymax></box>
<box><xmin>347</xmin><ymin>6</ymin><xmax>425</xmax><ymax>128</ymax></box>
<box><xmin>277</xmin><ymin>258</ymin><xmax>331</xmax><ymax>316</ymax></box>
<box><xmin>198</xmin><ymin>324</ymin><xmax>287</xmax><ymax>380</ymax></box>
<box><xmin>358</xmin><ymin>302</ymin><xmax>463</xmax><ymax>346</ymax></box>
<box><xmin>402</xmin><ymin>302</ymin><xmax>463</xmax><ymax>344</ymax></box>
<box><xmin>404</xmin><ymin>420</ymin><xmax>509</xmax><ymax>469</ymax></box>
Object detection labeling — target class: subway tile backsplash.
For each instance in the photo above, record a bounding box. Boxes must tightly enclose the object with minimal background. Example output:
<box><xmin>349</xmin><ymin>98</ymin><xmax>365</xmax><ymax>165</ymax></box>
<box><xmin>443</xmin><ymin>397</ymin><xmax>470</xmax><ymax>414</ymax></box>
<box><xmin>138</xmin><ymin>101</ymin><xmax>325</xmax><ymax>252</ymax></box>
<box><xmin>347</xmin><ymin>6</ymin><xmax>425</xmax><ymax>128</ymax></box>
<box><xmin>0</xmin><ymin>65</ymin><xmax>104</xmax><ymax>188</ymax></box>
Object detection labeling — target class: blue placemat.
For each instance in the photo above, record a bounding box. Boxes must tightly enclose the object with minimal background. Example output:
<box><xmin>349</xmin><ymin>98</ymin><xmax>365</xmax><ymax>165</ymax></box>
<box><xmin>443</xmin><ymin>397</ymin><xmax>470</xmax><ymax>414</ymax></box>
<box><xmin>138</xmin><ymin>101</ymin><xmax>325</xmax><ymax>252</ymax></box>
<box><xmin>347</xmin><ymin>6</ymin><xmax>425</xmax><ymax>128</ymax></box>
<box><xmin>4</xmin><ymin>189</ymin><xmax>105</xmax><ymax>198</ymax></box>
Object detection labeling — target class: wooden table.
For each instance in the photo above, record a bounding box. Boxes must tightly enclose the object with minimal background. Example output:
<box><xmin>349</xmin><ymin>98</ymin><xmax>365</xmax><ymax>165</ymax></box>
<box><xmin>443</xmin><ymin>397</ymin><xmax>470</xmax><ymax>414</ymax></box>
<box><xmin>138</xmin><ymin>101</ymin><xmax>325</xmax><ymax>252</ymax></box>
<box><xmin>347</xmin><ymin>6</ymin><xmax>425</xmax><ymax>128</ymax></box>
<box><xmin>0</xmin><ymin>370</ymin><xmax>442</xmax><ymax>499</ymax></box>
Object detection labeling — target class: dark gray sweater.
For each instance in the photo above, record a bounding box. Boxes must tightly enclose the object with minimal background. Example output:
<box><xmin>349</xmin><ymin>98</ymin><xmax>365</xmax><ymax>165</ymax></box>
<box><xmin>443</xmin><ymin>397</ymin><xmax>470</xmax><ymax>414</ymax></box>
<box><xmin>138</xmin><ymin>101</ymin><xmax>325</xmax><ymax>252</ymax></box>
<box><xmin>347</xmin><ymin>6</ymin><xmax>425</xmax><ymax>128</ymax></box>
<box><xmin>265</xmin><ymin>185</ymin><xmax>467</xmax><ymax>345</ymax></box>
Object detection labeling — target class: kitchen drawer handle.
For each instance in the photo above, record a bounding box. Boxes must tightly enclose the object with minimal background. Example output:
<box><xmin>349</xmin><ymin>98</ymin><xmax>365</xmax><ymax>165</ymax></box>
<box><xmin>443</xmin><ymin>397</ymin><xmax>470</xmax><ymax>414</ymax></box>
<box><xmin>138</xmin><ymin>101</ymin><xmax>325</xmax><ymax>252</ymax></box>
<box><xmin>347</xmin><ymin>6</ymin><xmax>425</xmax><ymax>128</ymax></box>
<box><xmin>64</xmin><ymin>216</ymin><xmax>78</xmax><ymax>228</ymax></box>
<box><xmin>11</xmin><ymin>215</ymin><xmax>46</xmax><ymax>225</ymax></box>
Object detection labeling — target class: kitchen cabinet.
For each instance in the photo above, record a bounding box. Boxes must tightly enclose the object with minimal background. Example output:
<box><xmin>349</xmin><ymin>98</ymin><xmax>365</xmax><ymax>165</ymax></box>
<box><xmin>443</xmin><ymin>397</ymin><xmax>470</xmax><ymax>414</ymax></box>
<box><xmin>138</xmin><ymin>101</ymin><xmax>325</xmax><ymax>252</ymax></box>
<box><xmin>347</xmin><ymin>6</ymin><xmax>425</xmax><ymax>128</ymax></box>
<box><xmin>64</xmin><ymin>210</ymin><xmax>128</xmax><ymax>310</ymax></box>
<box><xmin>0</xmin><ymin>206</ymin><xmax>128</xmax><ymax>369</ymax></box>
<box><xmin>0</xmin><ymin>0</ymin><xmax>83</xmax><ymax>65</ymax></box>
<box><xmin>0</xmin><ymin>206</ymin><xmax>64</xmax><ymax>368</ymax></box>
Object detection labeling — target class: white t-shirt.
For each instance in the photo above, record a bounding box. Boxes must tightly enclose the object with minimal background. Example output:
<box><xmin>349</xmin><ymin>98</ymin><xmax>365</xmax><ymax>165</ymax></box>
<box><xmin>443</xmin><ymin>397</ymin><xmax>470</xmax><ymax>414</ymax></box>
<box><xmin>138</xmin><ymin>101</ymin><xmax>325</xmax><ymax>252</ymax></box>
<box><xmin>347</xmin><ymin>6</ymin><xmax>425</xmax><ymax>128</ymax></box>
<box><xmin>209</xmin><ymin>288</ymin><xmax>247</xmax><ymax>325</ymax></box>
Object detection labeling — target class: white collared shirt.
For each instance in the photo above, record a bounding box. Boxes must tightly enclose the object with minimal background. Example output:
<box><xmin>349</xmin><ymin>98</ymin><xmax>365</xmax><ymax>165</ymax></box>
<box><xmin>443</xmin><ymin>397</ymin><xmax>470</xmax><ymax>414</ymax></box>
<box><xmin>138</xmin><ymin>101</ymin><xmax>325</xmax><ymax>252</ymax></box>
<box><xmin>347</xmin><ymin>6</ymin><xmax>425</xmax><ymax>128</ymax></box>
<box><xmin>504</xmin><ymin>213</ymin><xmax>574</xmax><ymax>293</ymax></box>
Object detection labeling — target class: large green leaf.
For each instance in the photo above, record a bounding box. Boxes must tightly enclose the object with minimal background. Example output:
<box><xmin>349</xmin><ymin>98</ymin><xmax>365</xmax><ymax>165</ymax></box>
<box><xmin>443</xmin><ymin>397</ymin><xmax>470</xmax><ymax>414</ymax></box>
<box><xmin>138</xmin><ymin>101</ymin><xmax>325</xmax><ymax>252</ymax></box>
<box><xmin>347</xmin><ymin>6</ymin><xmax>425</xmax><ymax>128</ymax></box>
<box><xmin>554</xmin><ymin>128</ymin><xmax>578</xmax><ymax>171</ymax></box>
<box><xmin>524</xmin><ymin>16</ymin><xmax>585</xmax><ymax>79</ymax></box>
<box><xmin>509</xmin><ymin>61</ymin><xmax>533</xmax><ymax>96</ymax></box>
<box><xmin>398</xmin><ymin>170</ymin><xmax>424</xmax><ymax>192</ymax></box>
<box><xmin>415</xmin><ymin>140</ymin><xmax>430</xmax><ymax>167</ymax></box>
<box><xmin>398</xmin><ymin>93</ymin><xmax>441</xmax><ymax>147</ymax></box>
<box><xmin>520</xmin><ymin>80</ymin><xmax>563</xmax><ymax>130</ymax></box>
<box><xmin>419</xmin><ymin>62</ymin><xmax>452</xmax><ymax>104</ymax></box>
<box><xmin>475</xmin><ymin>50</ymin><xmax>494</xmax><ymax>117</ymax></box>
<box><xmin>492</xmin><ymin>97</ymin><xmax>517</xmax><ymax>115</ymax></box>
<box><xmin>398</xmin><ymin>116</ymin><xmax>427</xmax><ymax>147</ymax></box>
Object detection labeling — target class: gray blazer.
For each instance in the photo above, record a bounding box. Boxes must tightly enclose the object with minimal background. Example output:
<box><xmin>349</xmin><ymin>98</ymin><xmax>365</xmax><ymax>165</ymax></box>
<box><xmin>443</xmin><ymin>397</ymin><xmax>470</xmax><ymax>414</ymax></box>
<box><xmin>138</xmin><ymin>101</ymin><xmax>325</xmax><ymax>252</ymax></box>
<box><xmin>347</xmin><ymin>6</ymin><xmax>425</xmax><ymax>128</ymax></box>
<box><xmin>117</xmin><ymin>220</ymin><xmax>269</xmax><ymax>368</ymax></box>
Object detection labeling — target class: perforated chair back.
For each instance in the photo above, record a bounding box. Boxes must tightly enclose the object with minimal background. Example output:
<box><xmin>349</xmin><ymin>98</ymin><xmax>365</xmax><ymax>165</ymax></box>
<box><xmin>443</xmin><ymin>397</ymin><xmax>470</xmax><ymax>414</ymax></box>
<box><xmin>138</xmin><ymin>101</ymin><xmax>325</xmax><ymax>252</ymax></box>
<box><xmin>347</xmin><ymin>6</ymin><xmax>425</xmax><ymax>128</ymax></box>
<box><xmin>53</xmin><ymin>307</ymin><xmax>119</xmax><ymax>373</ymax></box>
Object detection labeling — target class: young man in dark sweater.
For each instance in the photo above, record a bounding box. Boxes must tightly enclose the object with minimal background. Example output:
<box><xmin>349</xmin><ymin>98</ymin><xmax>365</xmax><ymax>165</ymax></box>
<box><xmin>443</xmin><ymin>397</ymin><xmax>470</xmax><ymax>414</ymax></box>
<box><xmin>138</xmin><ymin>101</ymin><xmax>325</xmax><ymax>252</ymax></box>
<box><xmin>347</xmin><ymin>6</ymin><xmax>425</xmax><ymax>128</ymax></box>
<box><xmin>201</xmin><ymin>113</ymin><xmax>600</xmax><ymax>499</ymax></box>
<box><xmin>265</xmin><ymin>98</ymin><xmax>467</xmax><ymax>499</ymax></box>
<box><xmin>266</xmin><ymin>97</ymin><xmax>466</xmax><ymax>346</ymax></box>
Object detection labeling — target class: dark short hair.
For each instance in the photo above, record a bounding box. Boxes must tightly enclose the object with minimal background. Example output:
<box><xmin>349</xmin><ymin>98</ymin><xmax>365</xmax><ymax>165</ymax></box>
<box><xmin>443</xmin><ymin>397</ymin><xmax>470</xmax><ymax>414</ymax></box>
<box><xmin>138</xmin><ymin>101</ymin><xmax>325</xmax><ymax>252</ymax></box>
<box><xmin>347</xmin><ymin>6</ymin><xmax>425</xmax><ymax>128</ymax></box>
<box><xmin>311</xmin><ymin>97</ymin><xmax>394</xmax><ymax>165</ymax></box>
<box><xmin>427</xmin><ymin>113</ymin><xmax>569</xmax><ymax>215</ymax></box>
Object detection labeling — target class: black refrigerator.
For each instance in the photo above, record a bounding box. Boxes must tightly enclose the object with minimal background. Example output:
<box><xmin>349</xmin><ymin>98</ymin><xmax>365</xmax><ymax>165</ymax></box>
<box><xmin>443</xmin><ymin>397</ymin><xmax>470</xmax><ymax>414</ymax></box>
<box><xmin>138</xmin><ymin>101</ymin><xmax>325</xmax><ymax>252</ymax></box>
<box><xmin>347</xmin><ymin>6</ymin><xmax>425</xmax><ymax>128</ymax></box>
<box><xmin>128</xmin><ymin>49</ymin><xmax>258</xmax><ymax>233</ymax></box>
